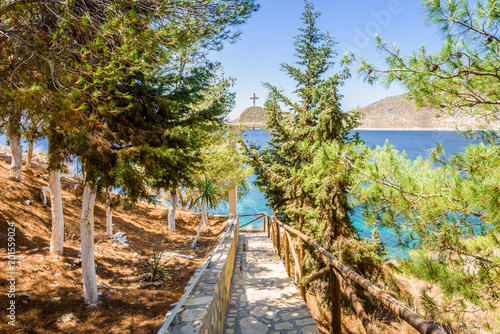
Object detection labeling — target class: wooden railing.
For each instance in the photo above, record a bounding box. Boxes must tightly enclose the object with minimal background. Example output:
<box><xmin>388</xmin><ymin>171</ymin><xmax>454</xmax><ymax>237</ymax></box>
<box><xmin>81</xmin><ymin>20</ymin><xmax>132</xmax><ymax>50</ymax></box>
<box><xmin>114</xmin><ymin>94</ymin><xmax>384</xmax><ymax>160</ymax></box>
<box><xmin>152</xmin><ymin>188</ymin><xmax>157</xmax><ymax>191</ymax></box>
<box><xmin>240</xmin><ymin>213</ymin><xmax>444</xmax><ymax>334</ymax></box>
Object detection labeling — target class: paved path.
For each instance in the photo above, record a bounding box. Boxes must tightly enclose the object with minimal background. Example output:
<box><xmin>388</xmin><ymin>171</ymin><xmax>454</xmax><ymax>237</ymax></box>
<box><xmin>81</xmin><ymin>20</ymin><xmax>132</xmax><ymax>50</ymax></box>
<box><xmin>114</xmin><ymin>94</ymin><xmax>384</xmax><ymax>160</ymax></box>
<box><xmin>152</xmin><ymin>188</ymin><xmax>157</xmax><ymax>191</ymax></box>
<box><xmin>223</xmin><ymin>233</ymin><xmax>320</xmax><ymax>334</ymax></box>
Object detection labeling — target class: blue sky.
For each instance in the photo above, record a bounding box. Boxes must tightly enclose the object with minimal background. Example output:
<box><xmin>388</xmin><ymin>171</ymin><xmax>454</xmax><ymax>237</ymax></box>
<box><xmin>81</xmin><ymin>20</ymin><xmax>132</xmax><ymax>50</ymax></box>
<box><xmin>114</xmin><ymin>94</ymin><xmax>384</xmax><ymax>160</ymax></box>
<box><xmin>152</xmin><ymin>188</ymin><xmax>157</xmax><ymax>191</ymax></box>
<box><xmin>212</xmin><ymin>0</ymin><xmax>445</xmax><ymax>120</ymax></box>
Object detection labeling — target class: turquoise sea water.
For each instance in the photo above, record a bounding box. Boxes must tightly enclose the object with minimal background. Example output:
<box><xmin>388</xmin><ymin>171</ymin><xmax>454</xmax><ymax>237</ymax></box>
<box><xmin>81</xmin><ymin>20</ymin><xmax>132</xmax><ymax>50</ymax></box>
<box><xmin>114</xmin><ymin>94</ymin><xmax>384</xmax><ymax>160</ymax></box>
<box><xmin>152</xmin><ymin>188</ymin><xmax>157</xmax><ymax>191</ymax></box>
<box><xmin>1</xmin><ymin>130</ymin><xmax>480</xmax><ymax>258</ymax></box>
<box><xmin>228</xmin><ymin>129</ymin><xmax>482</xmax><ymax>259</ymax></box>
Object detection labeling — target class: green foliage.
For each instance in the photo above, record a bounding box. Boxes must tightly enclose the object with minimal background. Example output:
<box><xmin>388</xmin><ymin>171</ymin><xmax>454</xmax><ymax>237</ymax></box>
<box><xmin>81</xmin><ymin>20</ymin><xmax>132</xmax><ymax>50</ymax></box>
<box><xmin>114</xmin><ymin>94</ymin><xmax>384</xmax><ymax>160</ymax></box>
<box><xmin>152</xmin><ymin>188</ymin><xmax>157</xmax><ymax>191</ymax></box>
<box><xmin>341</xmin><ymin>0</ymin><xmax>500</xmax><ymax>324</ymax></box>
<box><xmin>1</xmin><ymin>0</ymin><xmax>259</xmax><ymax>189</ymax></box>
<box><xmin>141</xmin><ymin>250</ymin><xmax>175</xmax><ymax>283</ymax></box>
<box><xmin>348</xmin><ymin>140</ymin><xmax>500</xmax><ymax>320</ymax></box>
<box><xmin>245</xmin><ymin>3</ymin><xmax>358</xmax><ymax>243</ymax></box>
<box><xmin>244</xmin><ymin>4</ymin><xmax>404</xmax><ymax>326</ymax></box>
<box><xmin>174</xmin><ymin>130</ymin><xmax>252</xmax><ymax>212</ymax></box>
<box><xmin>194</xmin><ymin>176</ymin><xmax>218</xmax><ymax>210</ymax></box>
<box><xmin>343</xmin><ymin>0</ymin><xmax>500</xmax><ymax>121</ymax></box>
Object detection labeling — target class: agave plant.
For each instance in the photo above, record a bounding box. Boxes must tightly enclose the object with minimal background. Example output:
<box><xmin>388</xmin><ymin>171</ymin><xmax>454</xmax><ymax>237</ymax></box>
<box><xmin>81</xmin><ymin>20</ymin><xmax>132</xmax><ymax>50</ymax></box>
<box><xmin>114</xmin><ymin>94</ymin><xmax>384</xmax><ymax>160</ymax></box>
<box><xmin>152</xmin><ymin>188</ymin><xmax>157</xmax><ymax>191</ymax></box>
<box><xmin>142</xmin><ymin>250</ymin><xmax>174</xmax><ymax>282</ymax></box>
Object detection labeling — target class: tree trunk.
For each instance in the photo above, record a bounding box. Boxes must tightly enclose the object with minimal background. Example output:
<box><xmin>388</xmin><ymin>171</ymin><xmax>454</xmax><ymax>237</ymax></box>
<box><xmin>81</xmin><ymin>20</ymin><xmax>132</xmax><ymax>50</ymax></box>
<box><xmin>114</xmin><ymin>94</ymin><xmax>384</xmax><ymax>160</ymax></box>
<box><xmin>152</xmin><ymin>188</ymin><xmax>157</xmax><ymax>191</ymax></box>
<box><xmin>105</xmin><ymin>188</ymin><xmax>113</xmax><ymax>238</ymax></box>
<box><xmin>202</xmin><ymin>198</ymin><xmax>208</xmax><ymax>226</ymax></box>
<box><xmin>187</xmin><ymin>196</ymin><xmax>195</xmax><ymax>211</ymax></box>
<box><xmin>49</xmin><ymin>169</ymin><xmax>65</xmax><ymax>255</ymax></box>
<box><xmin>80</xmin><ymin>183</ymin><xmax>99</xmax><ymax>304</ymax></box>
<box><xmin>191</xmin><ymin>216</ymin><xmax>203</xmax><ymax>249</ymax></box>
<box><xmin>26</xmin><ymin>140</ymin><xmax>33</xmax><ymax>169</ymax></box>
<box><xmin>9</xmin><ymin>131</ymin><xmax>22</xmax><ymax>182</ymax></box>
<box><xmin>168</xmin><ymin>188</ymin><xmax>177</xmax><ymax>233</ymax></box>
<box><xmin>178</xmin><ymin>190</ymin><xmax>187</xmax><ymax>210</ymax></box>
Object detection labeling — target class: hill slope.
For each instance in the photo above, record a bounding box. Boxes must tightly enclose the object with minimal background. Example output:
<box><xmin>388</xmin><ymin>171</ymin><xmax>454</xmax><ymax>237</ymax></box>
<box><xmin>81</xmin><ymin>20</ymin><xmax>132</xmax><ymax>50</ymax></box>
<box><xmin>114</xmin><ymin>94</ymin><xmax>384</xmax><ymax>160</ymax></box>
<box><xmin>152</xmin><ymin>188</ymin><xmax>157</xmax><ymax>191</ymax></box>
<box><xmin>0</xmin><ymin>150</ymin><xmax>227</xmax><ymax>333</ymax></box>
<box><xmin>355</xmin><ymin>95</ymin><xmax>499</xmax><ymax>130</ymax></box>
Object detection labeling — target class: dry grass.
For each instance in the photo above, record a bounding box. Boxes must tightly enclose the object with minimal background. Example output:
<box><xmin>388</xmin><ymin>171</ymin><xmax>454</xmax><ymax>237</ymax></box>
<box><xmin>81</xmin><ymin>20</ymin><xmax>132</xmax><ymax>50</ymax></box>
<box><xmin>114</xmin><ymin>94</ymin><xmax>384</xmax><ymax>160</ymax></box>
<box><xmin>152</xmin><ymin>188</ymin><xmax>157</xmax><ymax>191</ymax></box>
<box><xmin>393</xmin><ymin>272</ymin><xmax>500</xmax><ymax>333</ymax></box>
<box><xmin>301</xmin><ymin>262</ymin><xmax>499</xmax><ymax>333</ymax></box>
<box><xmin>0</xmin><ymin>154</ymin><xmax>227</xmax><ymax>334</ymax></box>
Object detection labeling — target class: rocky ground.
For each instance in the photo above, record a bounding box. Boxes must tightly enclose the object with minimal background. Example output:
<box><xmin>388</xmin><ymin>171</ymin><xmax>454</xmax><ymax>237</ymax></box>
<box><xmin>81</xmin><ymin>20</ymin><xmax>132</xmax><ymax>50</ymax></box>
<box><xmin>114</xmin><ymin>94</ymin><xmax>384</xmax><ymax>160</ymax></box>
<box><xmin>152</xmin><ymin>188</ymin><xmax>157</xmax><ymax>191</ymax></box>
<box><xmin>0</xmin><ymin>149</ymin><xmax>228</xmax><ymax>334</ymax></box>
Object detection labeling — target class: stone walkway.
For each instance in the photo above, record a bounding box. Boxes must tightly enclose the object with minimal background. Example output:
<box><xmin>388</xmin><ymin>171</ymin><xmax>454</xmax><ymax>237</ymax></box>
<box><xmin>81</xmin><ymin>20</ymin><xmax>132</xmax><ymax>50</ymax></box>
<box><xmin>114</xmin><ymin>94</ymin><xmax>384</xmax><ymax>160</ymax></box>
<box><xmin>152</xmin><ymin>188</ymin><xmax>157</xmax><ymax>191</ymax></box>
<box><xmin>223</xmin><ymin>233</ymin><xmax>320</xmax><ymax>334</ymax></box>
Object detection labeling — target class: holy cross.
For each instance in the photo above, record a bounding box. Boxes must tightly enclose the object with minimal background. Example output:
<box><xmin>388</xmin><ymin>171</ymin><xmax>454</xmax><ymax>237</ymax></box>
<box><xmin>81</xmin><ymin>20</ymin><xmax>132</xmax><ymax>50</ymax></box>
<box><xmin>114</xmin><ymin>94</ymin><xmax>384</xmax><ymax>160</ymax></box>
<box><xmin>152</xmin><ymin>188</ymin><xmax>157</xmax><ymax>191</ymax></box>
<box><xmin>250</xmin><ymin>93</ymin><xmax>259</xmax><ymax>106</ymax></box>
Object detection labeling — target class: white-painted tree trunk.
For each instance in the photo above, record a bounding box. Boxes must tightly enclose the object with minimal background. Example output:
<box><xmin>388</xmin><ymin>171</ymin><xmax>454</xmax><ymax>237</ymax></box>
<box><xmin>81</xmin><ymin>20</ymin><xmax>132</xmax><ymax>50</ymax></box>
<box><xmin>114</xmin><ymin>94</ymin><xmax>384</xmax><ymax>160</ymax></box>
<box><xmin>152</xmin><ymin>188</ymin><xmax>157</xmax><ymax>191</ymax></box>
<box><xmin>202</xmin><ymin>198</ymin><xmax>208</xmax><ymax>226</ymax></box>
<box><xmin>9</xmin><ymin>131</ymin><xmax>22</xmax><ymax>182</ymax></box>
<box><xmin>80</xmin><ymin>183</ymin><xmax>99</xmax><ymax>304</ymax></box>
<box><xmin>105</xmin><ymin>188</ymin><xmax>113</xmax><ymax>238</ymax></box>
<box><xmin>49</xmin><ymin>169</ymin><xmax>65</xmax><ymax>255</ymax></box>
<box><xmin>191</xmin><ymin>216</ymin><xmax>203</xmax><ymax>249</ymax></box>
<box><xmin>167</xmin><ymin>188</ymin><xmax>177</xmax><ymax>233</ymax></box>
<box><xmin>26</xmin><ymin>140</ymin><xmax>33</xmax><ymax>169</ymax></box>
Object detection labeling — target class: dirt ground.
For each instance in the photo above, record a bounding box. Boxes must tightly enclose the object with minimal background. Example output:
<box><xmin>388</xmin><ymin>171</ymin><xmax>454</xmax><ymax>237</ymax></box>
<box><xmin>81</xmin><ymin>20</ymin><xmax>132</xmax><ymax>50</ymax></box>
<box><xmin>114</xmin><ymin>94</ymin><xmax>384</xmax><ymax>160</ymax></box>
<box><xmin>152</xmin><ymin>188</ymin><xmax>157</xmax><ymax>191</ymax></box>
<box><xmin>0</xmin><ymin>152</ymin><xmax>228</xmax><ymax>334</ymax></box>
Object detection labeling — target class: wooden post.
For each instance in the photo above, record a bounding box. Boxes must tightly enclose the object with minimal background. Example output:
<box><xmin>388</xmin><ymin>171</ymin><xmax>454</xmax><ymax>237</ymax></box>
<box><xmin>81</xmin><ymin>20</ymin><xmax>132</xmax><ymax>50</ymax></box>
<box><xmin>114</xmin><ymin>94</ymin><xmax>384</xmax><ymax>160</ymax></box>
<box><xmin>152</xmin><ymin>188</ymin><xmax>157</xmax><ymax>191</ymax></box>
<box><xmin>267</xmin><ymin>216</ymin><xmax>270</xmax><ymax>238</ymax></box>
<box><xmin>271</xmin><ymin>221</ymin><xmax>275</xmax><ymax>247</ymax></box>
<box><xmin>263</xmin><ymin>216</ymin><xmax>266</xmax><ymax>234</ymax></box>
<box><xmin>279</xmin><ymin>233</ymin><xmax>286</xmax><ymax>254</ymax></box>
<box><xmin>299</xmin><ymin>238</ymin><xmax>305</xmax><ymax>296</ymax></box>
<box><xmin>275</xmin><ymin>220</ymin><xmax>280</xmax><ymax>257</ymax></box>
<box><xmin>285</xmin><ymin>234</ymin><xmax>290</xmax><ymax>277</ymax></box>
<box><xmin>285</xmin><ymin>231</ymin><xmax>301</xmax><ymax>285</ymax></box>
<box><xmin>329</xmin><ymin>265</ymin><xmax>341</xmax><ymax>334</ymax></box>
<box><xmin>333</xmin><ymin>267</ymin><xmax>375</xmax><ymax>334</ymax></box>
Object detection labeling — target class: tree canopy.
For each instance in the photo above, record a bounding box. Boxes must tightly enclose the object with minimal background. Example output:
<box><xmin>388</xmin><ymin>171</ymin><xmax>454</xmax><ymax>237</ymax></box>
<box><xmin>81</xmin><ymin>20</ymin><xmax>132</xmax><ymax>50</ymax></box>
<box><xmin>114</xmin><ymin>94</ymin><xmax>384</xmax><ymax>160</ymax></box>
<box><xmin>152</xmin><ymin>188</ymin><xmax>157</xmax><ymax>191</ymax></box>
<box><xmin>1</xmin><ymin>0</ymin><xmax>258</xmax><ymax>304</ymax></box>
<box><xmin>246</xmin><ymin>2</ymin><xmax>359</xmax><ymax>246</ymax></box>
<box><xmin>343</xmin><ymin>0</ymin><xmax>500</xmax><ymax>122</ymax></box>
<box><xmin>342</xmin><ymin>0</ymin><xmax>500</xmax><ymax>324</ymax></box>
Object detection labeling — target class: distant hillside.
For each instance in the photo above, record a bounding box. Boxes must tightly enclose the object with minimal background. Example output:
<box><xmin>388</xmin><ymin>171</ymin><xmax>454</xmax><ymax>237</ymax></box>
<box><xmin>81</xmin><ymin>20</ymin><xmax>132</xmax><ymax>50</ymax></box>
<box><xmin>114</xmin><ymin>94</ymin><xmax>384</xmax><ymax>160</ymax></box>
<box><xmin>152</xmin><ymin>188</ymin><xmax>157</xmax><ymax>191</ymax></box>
<box><xmin>354</xmin><ymin>95</ymin><xmax>499</xmax><ymax>130</ymax></box>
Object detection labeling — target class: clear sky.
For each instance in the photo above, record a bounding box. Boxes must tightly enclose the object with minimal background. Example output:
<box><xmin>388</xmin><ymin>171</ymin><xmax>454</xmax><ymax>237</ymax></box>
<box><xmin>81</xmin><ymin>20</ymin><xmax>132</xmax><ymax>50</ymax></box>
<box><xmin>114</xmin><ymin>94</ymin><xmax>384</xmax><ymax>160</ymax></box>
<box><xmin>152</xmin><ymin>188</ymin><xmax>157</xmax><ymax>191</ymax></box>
<box><xmin>212</xmin><ymin>0</ymin><xmax>445</xmax><ymax>120</ymax></box>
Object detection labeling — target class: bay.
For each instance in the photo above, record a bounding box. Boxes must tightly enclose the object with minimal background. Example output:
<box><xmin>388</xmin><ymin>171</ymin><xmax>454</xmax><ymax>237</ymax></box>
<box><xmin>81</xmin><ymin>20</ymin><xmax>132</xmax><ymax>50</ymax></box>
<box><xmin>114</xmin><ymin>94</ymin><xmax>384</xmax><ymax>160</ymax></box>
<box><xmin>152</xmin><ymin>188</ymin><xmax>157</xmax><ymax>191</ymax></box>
<box><xmin>231</xmin><ymin>129</ymin><xmax>482</xmax><ymax>259</ymax></box>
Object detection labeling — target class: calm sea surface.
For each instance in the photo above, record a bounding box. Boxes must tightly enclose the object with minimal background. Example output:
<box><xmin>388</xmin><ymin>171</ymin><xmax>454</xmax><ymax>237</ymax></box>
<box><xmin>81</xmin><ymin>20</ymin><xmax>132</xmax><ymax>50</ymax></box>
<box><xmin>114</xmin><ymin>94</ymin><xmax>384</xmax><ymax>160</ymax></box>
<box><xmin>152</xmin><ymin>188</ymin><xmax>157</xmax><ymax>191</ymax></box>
<box><xmin>0</xmin><ymin>130</ymin><xmax>480</xmax><ymax>258</ymax></box>
<box><xmin>231</xmin><ymin>129</ymin><xmax>482</xmax><ymax>259</ymax></box>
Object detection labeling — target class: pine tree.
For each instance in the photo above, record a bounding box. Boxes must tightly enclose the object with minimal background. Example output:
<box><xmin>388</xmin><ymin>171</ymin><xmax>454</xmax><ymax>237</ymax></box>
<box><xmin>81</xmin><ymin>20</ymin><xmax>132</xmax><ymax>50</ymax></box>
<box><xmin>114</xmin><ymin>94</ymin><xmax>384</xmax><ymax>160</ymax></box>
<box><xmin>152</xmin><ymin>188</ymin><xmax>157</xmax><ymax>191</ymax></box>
<box><xmin>343</xmin><ymin>0</ymin><xmax>500</xmax><ymax>122</ymax></box>
<box><xmin>247</xmin><ymin>2</ymin><xmax>358</xmax><ymax>246</ymax></box>
<box><xmin>245</xmin><ymin>5</ymin><xmax>404</xmax><ymax>329</ymax></box>
<box><xmin>343</xmin><ymin>0</ymin><xmax>500</xmax><ymax>324</ymax></box>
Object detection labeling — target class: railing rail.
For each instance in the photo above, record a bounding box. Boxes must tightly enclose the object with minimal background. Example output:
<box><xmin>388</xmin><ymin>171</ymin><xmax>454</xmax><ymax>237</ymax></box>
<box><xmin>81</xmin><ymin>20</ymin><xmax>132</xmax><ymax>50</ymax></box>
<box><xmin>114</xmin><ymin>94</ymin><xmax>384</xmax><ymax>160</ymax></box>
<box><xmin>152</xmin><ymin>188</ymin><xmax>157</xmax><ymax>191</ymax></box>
<box><xmin>238</xmin><ymin>213</ymin><xmax>264</xmax><ymax>230</ymax></box>
<box><xmin>157</xmin><ymin>215</ymin><xmax>238</xmax><ymax>334</ymax></box>
<box><xmin>260</xmin><ymin>213</ymin><xmax>444</xmax><ymax>334</ymax></box>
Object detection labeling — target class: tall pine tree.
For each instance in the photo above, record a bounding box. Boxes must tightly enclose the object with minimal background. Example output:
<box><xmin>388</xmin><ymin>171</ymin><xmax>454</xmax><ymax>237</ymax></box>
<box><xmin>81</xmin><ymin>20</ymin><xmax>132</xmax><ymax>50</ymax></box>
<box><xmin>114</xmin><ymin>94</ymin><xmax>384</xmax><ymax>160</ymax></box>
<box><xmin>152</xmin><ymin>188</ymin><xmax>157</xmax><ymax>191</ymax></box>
<box><xmin>247</xmin><ymin>2</ymin><xmax>358</xmax><ymax>246</ymax></box>
<box><xmin>245</xmin><ymin>5</ymin><xmax>407</xmax><ymax>330</ymax></box>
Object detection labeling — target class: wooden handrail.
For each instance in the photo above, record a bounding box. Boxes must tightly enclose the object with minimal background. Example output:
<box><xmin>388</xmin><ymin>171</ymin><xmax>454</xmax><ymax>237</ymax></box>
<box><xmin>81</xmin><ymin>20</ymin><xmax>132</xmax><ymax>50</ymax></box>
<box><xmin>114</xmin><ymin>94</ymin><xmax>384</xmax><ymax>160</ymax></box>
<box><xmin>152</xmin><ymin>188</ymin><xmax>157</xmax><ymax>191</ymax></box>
<box><xmin>301</xmin><ymin>266</ymin><xmax>330</xmax><ymax>287</ymax></box>
<box><xmin>239</xmin><ymin>214</ymin><xmax>263</xmax><ymax>229</ymax></box>
<box><xmin>261</xmin><ymin>214</ymin><xmax>444</xmax><ymax>334</ymax></box>
<box><xmin>239</xmin><ymin>213</ymin><xmax>266</xmax><ymax>217</ymax></box>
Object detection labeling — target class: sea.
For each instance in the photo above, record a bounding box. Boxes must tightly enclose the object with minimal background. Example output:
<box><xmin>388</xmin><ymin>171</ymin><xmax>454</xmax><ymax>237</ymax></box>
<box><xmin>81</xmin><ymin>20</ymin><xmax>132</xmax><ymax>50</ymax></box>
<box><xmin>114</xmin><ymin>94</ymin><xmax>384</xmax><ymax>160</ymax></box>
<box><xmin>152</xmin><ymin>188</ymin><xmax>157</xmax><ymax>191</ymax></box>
<box><xmin>0</xmin><ymin>130</ymin><xmax>481</xmax><ymax>258</ymax></box>
<box><xmin>226</xmin><ymin>129</ymin><xmax>482</xmax><ymax>259</ymax></box>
